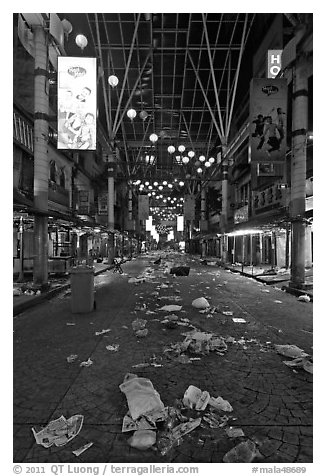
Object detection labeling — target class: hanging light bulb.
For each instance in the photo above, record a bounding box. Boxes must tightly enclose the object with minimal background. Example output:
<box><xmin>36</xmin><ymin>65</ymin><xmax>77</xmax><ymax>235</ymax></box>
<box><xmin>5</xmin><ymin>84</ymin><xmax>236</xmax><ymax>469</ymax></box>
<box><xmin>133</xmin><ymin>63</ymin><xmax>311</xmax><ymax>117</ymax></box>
<box><xmin>149</xmin><ymin>133</ymin><xmax>158</xmax><ymax>143</ymax></box>
<box><xmin>188</xmin><ymin>150</ymin><xmax>195</xmax><ymax>158</ymax></box>
<box><xmin>179</xmin><ymin>181</ymin><xmax>184</xmax><ymax>186</ymax></box>
<box><xmin>205</xmin><ymin>161</ymin><xmax>211</xmax><ymax>167</ymax></box>
<box><xmin>127</xmin><ymin>108</ymin><xmax>137</xmax><ymax>120</ymax></box>
<box><xmin>182</xmin><ymin>156</ymin><xmax>189</xmax><ymax>164</ymax></box>
<box><xmin>209</xmin><ymin>157</ymin><xmax>215</xmax><ymax>164</ymax></box>
<box><xmin>163</xmin><ymin>181</ymin><xmax>168</xmax><ymax>186</ymax></box>
<box><xmin>75</xmin><ymin>34</ymin><xmax>88</xmax><ymax>50</ymax></box>
<box><xmin>197</xmin><ymin>167</ymin><xmax>203</xmax><ymax>173</ymax></box>
<box><xmin>148</xmin><ymin>185</ymin><xmax>153</xmax><ymax>190</ymax></box>
<box><xmin>153</xmin><ymin>181</ymin><xmax>158</xmax><ymax>186</ymax></box>
<box><xmin>139</xmin><ymin>110</ymin><xmax>149</xmax><ymax>121</ymax></box>
<box><xmin>178</xmin><ymin>145</ymin><xmax>185</xmax><ymax>153</ymax></box>
<box><xmin>145</xmin><ymin>181</ymin><xmax>150</xmax><ymax>186</ymax></box>
<box><xmin>108</xmin><ymin>75</ymin><xmax>119</xmax><ymax>87</ymax></box>
<box><xmin>158</xmin><ymin>185</ymin><xmax>163</xmax><ymax>190</ymax></box>
<box><xmin>199</xmin><ymin>155</ymin><xmax>206</xmax><ymax>162</ymax></box>
<box><xmin>167</xmin><ymin>145</ymin><xmax>175</xmax><ymax>154</ymax></box>
<box><xmin>168</xmin><ymin>183</ymin><xmax>173</xmax><ymax>188</ymax></box>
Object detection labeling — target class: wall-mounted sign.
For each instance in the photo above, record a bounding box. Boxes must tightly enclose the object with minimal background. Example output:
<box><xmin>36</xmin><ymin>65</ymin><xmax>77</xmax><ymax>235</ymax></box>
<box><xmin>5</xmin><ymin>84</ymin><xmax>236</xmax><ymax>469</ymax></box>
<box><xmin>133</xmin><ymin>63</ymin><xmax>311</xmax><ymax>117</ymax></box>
<box><xmin>249</xmin><ymin>78</ymin><xmax>287</xmax><ymax>163</ymax></box>
<box><xmin>234</xmin><ymin>205</ymin><xmax>249</xmax><ymax>224</ymax></box>
<box><xmin>267</xmin><ymin>50</ymin><xmax>283</xmax><ymax>78</ymax></box>
<box><xmin>57</xmin><ymin>56</ymin><xmax>97</xmax><ymax>150</ymax></box>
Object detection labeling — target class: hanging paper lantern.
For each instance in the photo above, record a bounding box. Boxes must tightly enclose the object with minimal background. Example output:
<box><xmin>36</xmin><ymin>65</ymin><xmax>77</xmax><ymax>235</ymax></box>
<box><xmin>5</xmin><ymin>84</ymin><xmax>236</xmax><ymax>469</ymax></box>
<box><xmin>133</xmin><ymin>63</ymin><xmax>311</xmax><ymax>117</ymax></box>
<box><xmin>127</xmin><ymin>108</ymin><xmax>137</xmax><ymax>120</ymax></box>
<box><xmin>139</xmin><ymin>110</ymin><xmax>149</xmax><ymax>121</ymax></box>
<box><xmin>149</xmin><ymin>133</ymin><xmax>158</xmax><ymax>143</ymax></box>
<box><xmin>199</xmin><ymin>155</ymin><xmax>206</xmax><ymax>162</ymax></box>
<box><xmin>75</xmin><ymin>34</ymin><xmax>88</xmax><ymax>50</ymax></box>
<box><xmin>108</xmin><ymin>75</ymin><xmax>119</xmax><ymax>87</ymax></box>
<box><xmin>167</xmin><ymin>145</ymin><xmax>175</xmax><ymax>154</ymax></box>
<box><xmin>178</xmin><ymin>145</ymin><xmax>185</xmax><ymax>153</ymax></box>
<box><xmin>188</xmin><ymin>150</ymin><xmax>195</xmax><ymax>158</ymax></box>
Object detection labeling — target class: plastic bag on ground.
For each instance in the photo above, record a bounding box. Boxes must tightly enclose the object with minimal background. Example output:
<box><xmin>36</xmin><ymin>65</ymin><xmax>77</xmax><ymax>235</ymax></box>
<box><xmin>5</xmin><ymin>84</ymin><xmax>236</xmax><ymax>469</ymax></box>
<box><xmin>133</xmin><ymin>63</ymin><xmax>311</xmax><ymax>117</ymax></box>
<box><xmin>223</xmin><ymin>439</ymin><xmax>260</xmax><ymax>463</ymax></box>
<box><xmin>32</xmin><ymin>415</ymin><xmax>84</xmax><ymax>448</ymax></box>
<box><xmin>159</xmin><ymin>305</ymin><xmax>182</xmax><ymax>312</ymax></box>
<box><xmin>209</xmin><ymin>396</ymin><xmax>233</xmax><ymax>412</ymax></box>
<box><xmin>119</xmin><ymin>373</ymin><xmax>165</xmax><ymax>420</ymax></box>
<box><xmin>275</xmin><ymin>344</ymin><xmax>309</xmax><ymax>359</ymax></box>
<box><xmin>298</xmin><ymin>294</ymin><xmax>310</xmax><ymax>302</ymax></box>
<box><xmin>127</xmin><ymin>429</ymin><xmax>156</xmax><ymax>450</ymax></box>
<box><xmin>192</xmin><ymin>297</ymin><xmax>210</xmax><ymax>309</ymax></box>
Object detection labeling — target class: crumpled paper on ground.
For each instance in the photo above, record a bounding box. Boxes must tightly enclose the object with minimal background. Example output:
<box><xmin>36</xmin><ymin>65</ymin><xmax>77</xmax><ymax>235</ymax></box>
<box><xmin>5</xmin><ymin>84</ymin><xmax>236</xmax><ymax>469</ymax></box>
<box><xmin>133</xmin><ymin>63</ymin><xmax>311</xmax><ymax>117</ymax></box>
<box><xmin>275</xmin><ymin>344</ymin><xmax>309</xmax><ymax>359</ymax></box>
<box><xmin>223</xmin><ymin>439</ymin><xmax>261</xmax><ymax>463</ymax></box>
<box><xmin>119</xmin><ymin>373</ymin><xmax>165</xmax><ymax>420</ymax></box>
<box><xmin>283</xmin><ymin>356</ymin><xmax>313</xmax><ymax>374</ymax></box>
<box><xmin>32</xmin><ymin>414</ymin><xmax>84</xmax><ymax>448</ymax></box>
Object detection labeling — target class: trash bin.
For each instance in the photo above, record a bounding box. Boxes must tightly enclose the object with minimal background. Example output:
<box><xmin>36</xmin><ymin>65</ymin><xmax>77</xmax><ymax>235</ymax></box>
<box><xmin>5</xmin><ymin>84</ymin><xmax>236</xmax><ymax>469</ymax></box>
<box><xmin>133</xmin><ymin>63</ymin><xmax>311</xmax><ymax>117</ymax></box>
<box><xmin>70</xmin><ymin>266</ymin><xmax>94</xmax><ymax>313</ymax></box>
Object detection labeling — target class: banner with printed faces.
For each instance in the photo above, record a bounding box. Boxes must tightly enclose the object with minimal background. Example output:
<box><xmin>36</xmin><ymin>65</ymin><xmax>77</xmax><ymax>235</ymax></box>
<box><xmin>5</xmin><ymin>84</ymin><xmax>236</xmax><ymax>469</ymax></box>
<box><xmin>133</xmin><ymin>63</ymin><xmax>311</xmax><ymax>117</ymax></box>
<box><xmin>57</xmin><ymin>57</ymin><xmax>97</xmax><ymax>150</ymax></box>
<box><xmin>249</xmin><ymin>78</ymin><xmax>287</xmax><ymax>162</ymax></box>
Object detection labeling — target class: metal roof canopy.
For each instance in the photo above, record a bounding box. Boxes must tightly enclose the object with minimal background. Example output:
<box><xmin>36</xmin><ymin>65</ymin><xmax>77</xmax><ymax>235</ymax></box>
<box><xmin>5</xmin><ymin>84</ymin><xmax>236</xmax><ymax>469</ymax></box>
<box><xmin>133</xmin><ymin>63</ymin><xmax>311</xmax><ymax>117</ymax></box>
<box><xmin>79</xmin><ymin>12</ymin><xmax>261</xmax><ymax>192</ymax></box>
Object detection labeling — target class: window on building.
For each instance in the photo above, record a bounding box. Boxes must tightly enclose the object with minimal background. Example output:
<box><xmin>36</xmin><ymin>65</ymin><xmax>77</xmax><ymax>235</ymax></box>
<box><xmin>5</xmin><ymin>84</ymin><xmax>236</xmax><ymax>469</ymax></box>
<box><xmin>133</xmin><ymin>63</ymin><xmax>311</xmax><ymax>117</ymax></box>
<box><xmin>59</xmin><ymin>168</ymin><xmax>66</xmax><ymax>188</ymax></box>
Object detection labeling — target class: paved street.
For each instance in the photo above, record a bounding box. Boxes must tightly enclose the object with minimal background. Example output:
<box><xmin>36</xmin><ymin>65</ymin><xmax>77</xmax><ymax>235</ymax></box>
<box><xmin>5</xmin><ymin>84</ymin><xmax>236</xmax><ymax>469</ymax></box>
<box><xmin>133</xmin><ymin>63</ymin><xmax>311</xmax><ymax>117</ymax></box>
<box><xmin>13</xmin><ymin>252</ymin><xmax>313</xmax><ymax>464</ymax></box>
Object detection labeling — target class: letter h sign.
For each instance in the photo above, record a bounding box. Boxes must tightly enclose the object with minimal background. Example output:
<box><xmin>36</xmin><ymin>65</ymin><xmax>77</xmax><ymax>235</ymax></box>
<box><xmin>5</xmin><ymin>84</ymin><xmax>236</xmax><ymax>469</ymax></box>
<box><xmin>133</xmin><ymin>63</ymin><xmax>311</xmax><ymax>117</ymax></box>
<box><xmin>267</xmin><ymin>50</ymin><xmax>283</xmax><ymax>78</ymax></box>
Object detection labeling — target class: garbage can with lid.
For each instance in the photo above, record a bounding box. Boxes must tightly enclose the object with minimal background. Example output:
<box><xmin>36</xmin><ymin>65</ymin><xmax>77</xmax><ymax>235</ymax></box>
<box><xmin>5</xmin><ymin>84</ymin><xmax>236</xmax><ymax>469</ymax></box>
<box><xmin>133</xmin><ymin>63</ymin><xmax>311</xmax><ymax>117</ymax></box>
<box><xmin>70</xmin><ymin>266</ymin><xmax>94</xmax><ymax>313</ymax></box>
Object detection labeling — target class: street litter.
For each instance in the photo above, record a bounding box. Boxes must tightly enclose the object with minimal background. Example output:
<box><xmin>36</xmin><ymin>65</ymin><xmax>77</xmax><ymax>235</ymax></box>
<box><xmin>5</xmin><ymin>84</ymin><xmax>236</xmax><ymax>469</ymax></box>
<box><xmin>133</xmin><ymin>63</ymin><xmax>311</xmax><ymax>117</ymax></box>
<box><xmin>209</xmin><ymin>396</ymin><xmax>233</xmax><ymax>412</ymax></box>
<box><xmin>225</xmin><ymin>427</ymin><xmax>245</xmax><ymax>438</ymax></box>
<box><xmin>119</xmin><ymin>373</ymin><xmax>165</xmax><ymax>420</ymax></box>
<box><xmin>80</xmin><ymin>358</ymin><xmax>93</xmax><ymax>367</ymax></box>
<box><xmin>223</xmin><ymin>439</ymin><xmax>261</xmax><ymax>463</ymax></box>
<box><xmin>274</xmin><ymin>300</ymin><xmax>283</xmax><ymax>303</ymax></box>
<box><xmin>203</xmin><ymin>412</ymin><xmax>229</xmax><ymax>428</ymax></box>
<box><xmin>95</xmin><ymin>329</ymin><xmax>111</xmax><ymax>336</ymax></box>
<box><xmin>192</xmin><ymin>297</ymin><xmax>210</xmax><ymax>309</ymax></box>
<box><xmin>159</xmin><ymin>305</ymin><xmax>182</xmax><ymax>312</ymax></box>
<box><xmin>128</xmin><ymin>277</ymin><xmax>146</xmax><ymax>284</ymax></box>
<box><xmin>66</xmin><ymin>354</ymin><xmax>78</xmax><ymax>363</ymax></box>
<box><xmin>32</xmin><ymin>414</ymin><xmax>84</xmax><ymax>448</ymax></box>
<box><xmin>127</xmin><ymin>429</ymin><xmax>156</xmax><ymax>450</ymax></box>
<box><xmin>122</xmin><ymin>412</ymin><xmax>156</xmax><ymax>432</ymax></box>
<box><xmin>132</xmin><ymin>318</ymin><xmax>147</xmax><ymax>331</ymax></box>
<box><xmin>282</xmin><ymin>356</ymin><xmax>313</xmax><ymax>374</ymax></box>
<box><xmin>298</xmin><ymin>294</ymin><xmax>311</xmax><ymax>302</ymax></box>
<box><xmin>106</xmin><ymin>344</ymin><xmax>119</xmax><ymax>352</ymax></box>
<box><xmin>232</xmin><ymin>318</ymin><xmax>247</xmax><ymax>323</ymax></box>
<box><xmin>122</xmin><ymin>325</ymin><xmax>128</xmax><ymax>329</ymax></box>
<box><xmin>135</xmin><ymin>329</ymin><xmax>149</xmax><ymax>337</ymax></box>
<box><xmin>222</xmin><ymin>311</ymin><xmax>233</xmax><ymax>316</ymax></box>
<box><xmin>132</xmin><ymin>363</ymin><xmax>150</xmax><ymax>369</ymax></box>
<box><xmin>275</xmin><ymin>344</ymin><xmax>309</xmax><ymax>359</ymax></box>
<box><xmin>159</xmin><ymin>295</ymin><xmax>183</xmax><ymax>302</ymax></box>
<box><xmin>183</xmin><ymin>385</ymin><xmax>210</xmax><ymax>410</ymax></box>
<box><xmin>66</xmin><ymin>322</ymin><xmax>76</xmax><ymax>326</ymax></box>
<box><xmin>72</xmin><ymin>442</ymin><xmax>93</xmax><ymax>456</ymax></box>
<box><xmin>261</xmin><ymin>289</ymin><xmax>270</xmax><ymax>293</ymax></box>
<box><xmin>170</xmin><ymin>266</ymin><xmax>190</xmax><ymax>276</ymax></box>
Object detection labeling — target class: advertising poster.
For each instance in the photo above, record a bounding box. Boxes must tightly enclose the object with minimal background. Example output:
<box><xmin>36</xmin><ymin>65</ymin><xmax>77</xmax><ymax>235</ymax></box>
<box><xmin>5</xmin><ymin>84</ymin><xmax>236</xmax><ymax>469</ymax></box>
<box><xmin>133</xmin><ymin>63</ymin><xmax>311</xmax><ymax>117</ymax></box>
<box><xmin>57</xmin><ymin>57</ymin><xmax>97</xmax><ymax>150</ymax></box>
<box><xmin>249</xmin><ymin>78</ymin><xmax>287</xmax><ymax>162</ymax></box>
<box><xmin>138</xmin><ymin>195</ymin><xmax>149</xmax><ymax>220</ymax></box>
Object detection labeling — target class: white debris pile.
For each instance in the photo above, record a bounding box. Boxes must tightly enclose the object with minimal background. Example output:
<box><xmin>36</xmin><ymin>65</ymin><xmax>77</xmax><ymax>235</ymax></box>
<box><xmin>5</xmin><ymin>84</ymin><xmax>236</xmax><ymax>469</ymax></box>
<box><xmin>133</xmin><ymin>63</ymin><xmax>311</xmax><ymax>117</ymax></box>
<box><xmin>275</xmin><ymin>344</ymin><xmax>313</xmax><ymax>374</ymax></box>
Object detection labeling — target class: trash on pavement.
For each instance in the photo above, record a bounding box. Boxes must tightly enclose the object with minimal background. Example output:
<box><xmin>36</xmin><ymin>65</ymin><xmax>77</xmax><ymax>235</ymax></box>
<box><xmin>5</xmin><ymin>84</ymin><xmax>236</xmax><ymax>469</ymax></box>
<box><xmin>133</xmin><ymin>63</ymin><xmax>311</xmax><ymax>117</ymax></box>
<box><xmin>209</xmin><ymin>396</ymin><xmax>233</xmax><ymax>412</ymax></box>
<box><xmin>159</xmin><ymin>305</ymin><xmax>182</xmax><ymax>312</ymax></box>
<box><xmin>283</xmin><ymin>356</ymin><xmax>313</xmax><ymax>374</ymax></box>
<box><xmin>275</xmin><ymin>344</ymin><xmax>309</xmax><ymax>359</ymax></box>
<box><xmin>66</xmin><ymin>354</ymin><xmax>78</xmax><ymax>363</ymax></box>
<box><xmin>232</xmin><ymin>318</ymin><xmax>247</xmax><ymax>323</ymax></box>
<box><xmin>274</xmin><ymin>300</ymin><xmax>283</xmax><ymax>304</ymax></box>
<box><xmin>128</xmin><ymin>277</ymin><xmax>146</xmax><ymax>284</ymax></box>
<box><xmin>222</xmin><ymin>311</ymin><xmax>233</xmax><ymax>316</ymax></box>
<box><xmin>80</xmin><ymin>358</ymin><xmax>93</xmax><ymax>367</ymax></box>
<box><xmin>95</xmin><ymin>329</ymin><xmax>111</xmax><ymax>336</ymax></box>
<box><xmin>66</xmin><ymin>322</ymin><xmax>76</xmax><ymax>326</ymax></box>
<box><xmin>72</xmin><ymin>442</ymin><xmax>93</xmax><ymax>456</ymax></box>
<box><xmin>106</xmin><ymin>344</ymin><xmax>119</xmax><ymax>352</ymax></box>
<box><xmin>225</xmin><ymin>427</ymin><xmax>245</xmax><ymax>438</ymax></box>
<box><xmin>298</xmin><ymin>294</ymin><xmax>311</xmax><ymax>302</ymax></box>
<box><xmin>32</xmin><ymin>414</ymin><xmax>84</xmax><ymax>448</ymax></box>
<box><xmin>132</xmin><ymin>363</ymin><xmax>150</xmax><ymax>369</ymax></box>
<box><xmin>223</xmin><ymin>439</ymin><xmax>261</xmax><ymax>463</ymax></box>
<box><xmin>135</xmin><ymin>328</ymin><xmax>149</xmax><ymax>338</ymax></box>
<box><xmin>170</xmin><ymin>266</ymin><xmax>190</xmax><ymax>276</ymax></box>
<box><xmin>261</xmin><ymin>289</ymin><xmax>270</xmax><ymax>293</ymax></box>
<box><xmin>191</xmin><ymin>297</ymin><xmax>210</xmax><ymax>309</ymax></box>
<box><xmin>127</xmin><ymin>429</ymin><xmax>157</xmax><ymax>450</ymax></box>
<box><xmin>119</xmin><ymin>373</ymin><xmax>165</xmax><ymax>420</ymax></box>
<box><xmin>183</xmin><ymin>385</ymin><xmax>210</xmax><ymax>410</ymax></box>
<box><xmin>132</xmin><ymin>319</ymin><xmax>147</xmax><ymax>331</ymax></box>
<box><xmin>203</xmin><ymin>412</ymin><xmax>229</xmax><ymax>428</ymax></box>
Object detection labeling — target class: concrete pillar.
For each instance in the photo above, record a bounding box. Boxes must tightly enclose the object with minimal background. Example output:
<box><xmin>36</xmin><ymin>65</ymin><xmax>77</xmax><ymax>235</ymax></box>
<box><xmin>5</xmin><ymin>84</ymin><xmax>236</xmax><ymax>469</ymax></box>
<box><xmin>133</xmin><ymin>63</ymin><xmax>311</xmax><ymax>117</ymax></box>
<box><xmin>289</xmin><ymin>52</ymin><xmax>309</xmax><ymax>288</ymax></box>
<box><xmin>107</xmin><ymin>153</ymin><xmax>115</xmax><ymax>263</ymax></box>
<box><xmin>305</xmin><ymin>225</ymin><xmax>312</xmax><ymax>267</ymax></box>
<box><xmin>33</xmin><ymin>25</ymin><xmax>49</xmax><ymax>286</ymax></box>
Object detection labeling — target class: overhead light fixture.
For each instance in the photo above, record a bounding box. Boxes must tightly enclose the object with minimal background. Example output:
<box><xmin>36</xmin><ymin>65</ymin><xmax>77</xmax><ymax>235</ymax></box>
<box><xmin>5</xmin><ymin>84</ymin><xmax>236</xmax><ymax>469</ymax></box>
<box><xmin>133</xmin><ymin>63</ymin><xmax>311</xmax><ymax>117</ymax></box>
<box><xmin>127</xmin><ymin>108</ymin><xmax>137</xmax><ymax>120</ymax></box>
<box><xmin>168</xmin><ymin>184</ymin><xmax>173</xmax><ymax>188</ymax></box>
<box><xmin>163</xmin><ymin>181</ymin><xmax>167</xmax><ymax>186</ymax></box>
<box><xmin>178</xmin><ymin>145</ymin><xmax>185</xmax><ymax>153</ymax></box>
<box><xmin>167</xmin><ymin>145</ymin><xmax>175</xmax><ymax>154</ymax></box>
<box><xmin>205</xmin><ymin>161</ymin><xmax>211</xmax><ymax>167</ymax></box>
<box><xmin>179</xmin><ymin>181</ymin><xmax>184</xmax><ymax>186</ymax></box>
<box><xmin>75</xmin><ymin>34</ymin><xmax>88</xmax><ymax>50</ymax></box>
<box><xmin>153</xmin><ymin>181</ymin><xmax>158</xmax><ymax>186</ymax></box>
<box><xmin>199</xmin><ymin>155</ymin><xmax>206</xmax><ymax>162</ymax></box>
<box><xmin>182</xmin><ymin>156</ymin><xmax>189</xmax><ymax>164</ymax></box>
<box><xmin>108</xmin><ymin>75</ymin><xmax>119</xmax><ymax>87</ymax></box>
<box><xmin>139</xmin><ymin>110</ymin><xmax>149</xmax><ymax>121</ymax></box>
<box><xmin>209</xmin><ymin>157</ymin><xmax>215</xmax><ymax>164</ymax></box>
<box><xmin>197</xmin><ymin>167</ymin><xmax>203</xmax><ymax>173</ymax></box>
<box><xmin>188</xmin><ymin>150</ymin><xmax>195</xmax><ymax>158</ymax></box>
<box><xmin>149</xmin><ymin>133</ymin><xmax>158</xmax><ymax>143</ymax></box>
<box><xmin>158</xmin><ymin>185</ymin><xmax>163</xmax><ymax>190</ymax></box>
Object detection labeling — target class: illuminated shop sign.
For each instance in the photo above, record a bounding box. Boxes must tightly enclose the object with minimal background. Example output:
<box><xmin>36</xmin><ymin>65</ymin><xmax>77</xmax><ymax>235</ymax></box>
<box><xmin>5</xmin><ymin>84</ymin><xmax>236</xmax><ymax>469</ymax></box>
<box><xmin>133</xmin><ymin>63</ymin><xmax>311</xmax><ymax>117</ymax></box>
<box><xmin>57</xmin><ymin>57</ymin><xmax>97</xmax><ymax>150</ymax></box>
<box><xmin>267</xmin><ymin>50</ymin><xmax>283</xmax><ymax>78</ymax></box>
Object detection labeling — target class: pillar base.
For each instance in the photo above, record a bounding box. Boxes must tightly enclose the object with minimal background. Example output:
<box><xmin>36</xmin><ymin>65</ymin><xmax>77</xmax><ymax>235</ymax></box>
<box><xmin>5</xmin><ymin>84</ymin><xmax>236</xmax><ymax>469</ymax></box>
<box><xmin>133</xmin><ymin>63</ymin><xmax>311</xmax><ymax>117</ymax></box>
<box><xmin>288</xmin><ymin>281</ymin><xmax>313</xmax><ymax>291</ymax></box>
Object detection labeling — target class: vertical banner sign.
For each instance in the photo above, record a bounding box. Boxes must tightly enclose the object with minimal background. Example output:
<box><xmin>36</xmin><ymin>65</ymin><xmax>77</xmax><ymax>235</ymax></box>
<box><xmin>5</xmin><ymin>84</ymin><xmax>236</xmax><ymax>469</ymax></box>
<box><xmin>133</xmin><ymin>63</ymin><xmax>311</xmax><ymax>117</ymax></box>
<box><xmin>98</xmin><ymin>193</ymin><xmax>108</xmax><ymax>215</ymax></box>
<box><xmin>267</xmin><ymin>50</ymin><xmax>282</xmax><ymax>78</ymax></box>
<box><xmin>184</xmin><ymin>195</ymin><xmax>195</xmax><ymax>220</ymax></box>
<box><xmin>249</xmin><ymin>78</ymin><xmax>287</xmax><ymax>163</ymax></box>
<box><xmin>138</xmin><ymin>195</ymin><xmax>149</xmax><ymax>220</ymax></box>
<box><xmin>57</xmin><ymin>57</ymin><xmax>97</xmax><ymax>150</ymax></box>
<box><xmin>78</xmin><ymin>190</ymin><xmax>90</xmax><ymax>214</ymax></box>
<box><xmin>177</xmin><ymin>215</ymin><xmax>184</xmax><ymax>232</ymax></box>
